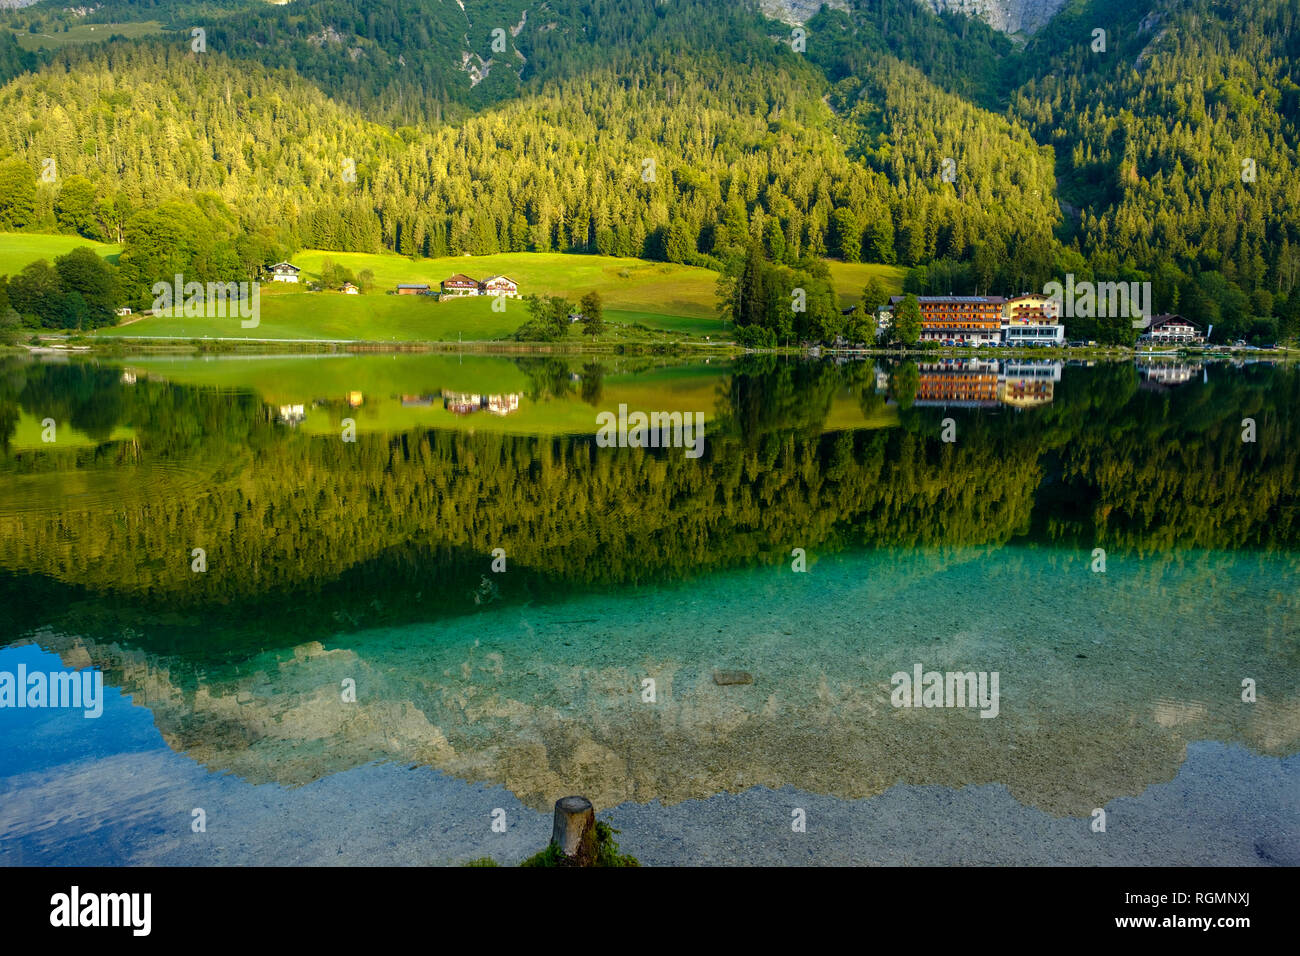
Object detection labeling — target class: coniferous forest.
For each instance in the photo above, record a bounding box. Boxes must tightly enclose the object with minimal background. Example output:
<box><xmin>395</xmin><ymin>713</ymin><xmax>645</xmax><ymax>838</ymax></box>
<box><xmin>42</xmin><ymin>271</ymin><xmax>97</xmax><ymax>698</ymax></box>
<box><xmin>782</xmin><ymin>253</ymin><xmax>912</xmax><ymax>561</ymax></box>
<box><xmin>0</xmin><ymin>0</ymin><xmax>1297</xmax><ymax>343</ymax></box>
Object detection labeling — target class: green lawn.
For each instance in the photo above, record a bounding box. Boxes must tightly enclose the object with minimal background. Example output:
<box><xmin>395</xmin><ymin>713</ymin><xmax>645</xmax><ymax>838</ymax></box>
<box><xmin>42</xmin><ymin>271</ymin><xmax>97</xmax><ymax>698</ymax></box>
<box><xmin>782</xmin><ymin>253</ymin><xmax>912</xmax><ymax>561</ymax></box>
<box><xmin>95</xmin><ymin>252</ymin><xmax>900</xmax><ymax>342</ymax></box>
<box><xmin>97</xmin><ymin>294</ymin><xmax>737</xmax><ymax>342</ymax></box>
<box><xmin>293</xmin><ymin>250</ymin><xmax>727</xmax><ymax>318</ymax></box>
<box><xmin>294</xmin><ymin>250</ymin><xmax>904</xmax><ymax>315</ymax></box>
<box><xmin>0</xmin><ymin>233</ymin><xmax>903</xmax><ymax>343</ymax></box>
<box><xmin>827</xmin><ymin>261</ymin><xmax>906</xmax><ymax>307</ymax></box>
<box><xmin>100</xmin><ymin>291</ymin><xmax>526</xmax><ymax>342</ymax></box>
<box><xmin>605</xmin><ymin>309</ymin><xmax>729</xmax><ymax>336</ymax></box>
<box><xmin>12</xmin><ymin>21</ymin><xmax>166</xmax><ymax>52</ymax></box>
<box><xmin>0</xmin><ymin>234</ymin><xmax>121</xmax><ymax>275</ymax></box>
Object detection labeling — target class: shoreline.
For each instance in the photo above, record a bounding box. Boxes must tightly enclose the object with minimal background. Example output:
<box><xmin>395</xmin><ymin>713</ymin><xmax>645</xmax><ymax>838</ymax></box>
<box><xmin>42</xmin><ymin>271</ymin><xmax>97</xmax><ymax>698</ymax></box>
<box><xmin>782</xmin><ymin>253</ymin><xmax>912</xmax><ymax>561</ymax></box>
<box><xmin>12</xmin><ymin>338</ymin><xmax>1297</xmax><ymax>362</ymax></box>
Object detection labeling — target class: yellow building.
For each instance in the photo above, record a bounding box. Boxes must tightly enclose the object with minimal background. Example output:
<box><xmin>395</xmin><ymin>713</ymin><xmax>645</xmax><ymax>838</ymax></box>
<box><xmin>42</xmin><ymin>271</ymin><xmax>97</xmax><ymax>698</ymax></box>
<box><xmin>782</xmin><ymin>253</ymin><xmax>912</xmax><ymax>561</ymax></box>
<box><xmin>1004</xmin><ymin>293</ymin><xmax>1055</xmax><ymax>323</ymax></box>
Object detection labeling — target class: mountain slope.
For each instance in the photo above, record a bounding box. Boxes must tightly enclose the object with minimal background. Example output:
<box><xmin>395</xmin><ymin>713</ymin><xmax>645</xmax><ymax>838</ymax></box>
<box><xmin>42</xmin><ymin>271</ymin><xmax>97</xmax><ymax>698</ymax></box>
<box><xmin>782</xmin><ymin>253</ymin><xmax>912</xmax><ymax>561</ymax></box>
<box><xmin>0</xmin><ymin>0</ymin><xmax>1297</xmax><ymax>342</ymax></box>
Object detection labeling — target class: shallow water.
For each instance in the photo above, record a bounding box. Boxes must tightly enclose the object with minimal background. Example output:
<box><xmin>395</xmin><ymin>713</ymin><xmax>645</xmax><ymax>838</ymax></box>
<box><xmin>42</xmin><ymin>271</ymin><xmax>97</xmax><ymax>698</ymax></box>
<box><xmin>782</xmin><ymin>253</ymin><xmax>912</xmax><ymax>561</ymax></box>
<box><xmin>1</xmin><ymin>354</ymin><xmax>1297</xmax><ymax>865</ymax></box>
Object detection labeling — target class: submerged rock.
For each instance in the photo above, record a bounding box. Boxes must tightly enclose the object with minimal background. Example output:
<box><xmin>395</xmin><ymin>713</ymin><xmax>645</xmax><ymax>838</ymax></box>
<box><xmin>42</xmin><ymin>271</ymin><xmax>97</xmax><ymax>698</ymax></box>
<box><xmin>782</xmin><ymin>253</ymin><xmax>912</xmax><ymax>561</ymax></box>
<box><xmin>713</xmin><ymin>670</ymin><xmax>753</xmax><ymax>686</ymax></box>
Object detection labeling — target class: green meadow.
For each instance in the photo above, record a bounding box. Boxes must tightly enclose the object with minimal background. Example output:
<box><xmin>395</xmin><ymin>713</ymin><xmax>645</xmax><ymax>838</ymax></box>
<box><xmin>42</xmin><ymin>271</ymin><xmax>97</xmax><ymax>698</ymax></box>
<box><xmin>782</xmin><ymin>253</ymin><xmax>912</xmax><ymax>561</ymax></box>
<box><xmin>12</xmin><ymin>21</ymin><xmax>167</xmax><ymax>52</ymax></box>
<box><xmin>826</xmin><ymin>261</ymin><xmax>906</xmax><ymax>305</ymax></box>
<box><xmin>0</xmin><ymin>234</ymin><xmax>904</xmax><ymax>343</ymax></box>
<box><xmin>103</xmin><ymin>291</ymin><xmax>523</xmax><ymax>342</ymax></box>
<box><xmin>96</xmin><ymin>252</ymin><xmax>902</xmax><ymax>343</ymax></box>
<box><xmin>292</xmin><ymin>250</ymin><xmax>903</xmax><ymax>313</ymax></box>
<box><xmin>293</xmin><ymin>250</ymin><xmax>731</xmax><ymax>319</ymax></box>
<box><xmin>98</xmin><ymin>291</ymin><xmax>732</xmax><ymax>342</ymax></box>
<box><xmin>0</xmin><ymin>233</ymin><xmax>121</xmax><ymax>275</ymax></box>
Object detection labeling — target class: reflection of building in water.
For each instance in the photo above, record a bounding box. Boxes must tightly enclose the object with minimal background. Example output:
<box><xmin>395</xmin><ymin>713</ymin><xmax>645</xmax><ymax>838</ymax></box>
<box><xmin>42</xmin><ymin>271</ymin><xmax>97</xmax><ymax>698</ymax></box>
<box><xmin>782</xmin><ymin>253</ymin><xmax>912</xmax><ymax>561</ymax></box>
<box><xmin>120</xmin><ymin>370</ymin><xmax>137</xmax><ymax>385</ymax></box>
<box><xmin>914</xmin><ymin>360</ymin><xmax>1001</xmax><ymax>407</ymax></box>
<box><xmin>441</xmin><ymin>391</ymin><xmax>522</xmax><ymax>417</ymax></box>
<box><xmin>401</xmin><ymin>395</ymin><xmax>436</xmax><ymax>407</ymax></box>
<box><xmin>998</xmin><ymin>361</ymin><xmax>1062</xmax><ymax>408</ymax></box>
<box><xmin>485</xmin><ymin>394</ymin><xmax>520</xmax><ymax>416</ymax></box>
<box><xmin>906</xmin><ymin>360</ymin><xmax>1063</xmax><ymax>409</ymax></box>
<box><xmin>1138</xmin><ymin>362</ymin><xmax>1200</xmax><ymax>389</ymax></box>
<box><xmin>443</xmin><ymin>392</ymin><xmax>482</xmax><ymax>415</ymax></box>
<box><xmin>278</xmin><ymin>404</ymin><xmax>306</xmax><ymax>426</ymax></box>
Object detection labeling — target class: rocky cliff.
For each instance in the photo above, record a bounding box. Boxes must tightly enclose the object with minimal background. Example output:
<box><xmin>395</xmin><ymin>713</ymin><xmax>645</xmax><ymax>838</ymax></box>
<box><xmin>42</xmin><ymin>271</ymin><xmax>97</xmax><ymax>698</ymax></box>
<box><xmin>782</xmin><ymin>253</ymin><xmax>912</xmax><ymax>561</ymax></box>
<box><xmin>757</xmin><ymin>0</ymin><xmax>1068</xmax><ymax>35</ymax></box>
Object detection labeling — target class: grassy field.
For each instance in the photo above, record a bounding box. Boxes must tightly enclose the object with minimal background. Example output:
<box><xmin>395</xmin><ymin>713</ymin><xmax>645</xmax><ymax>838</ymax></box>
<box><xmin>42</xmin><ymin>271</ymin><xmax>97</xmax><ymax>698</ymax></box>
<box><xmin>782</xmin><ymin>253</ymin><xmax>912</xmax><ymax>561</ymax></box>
<box><xmin>95</xmin><ymin>251</ymin><xmax>902</xmax><ymax>342</ymax></box>
<box><xmin>827</xmin><ymin>261</ymin><xmax>906</xmax><ymax>307</ymax></box>
<box><xmin>12</xmin><ymin>21</ymin><xmax>166</xmax><ymax>52</ymax></box>
<box><xmin>0</xmin><ymin>234</ymin><xmax>904</xmax><ymax>342</ymax></box>
<box><xmin>0</xmin><ymin>234</ymin><xmax>121</xmax><ymax>275</ymax></box>
<box><xmin>96</xmin><ymin>291</ymin><xmax>732</xmax><ymax>342</ymax></box>
<box><xmin>292</xmin><ymin>250</ymin><xmax>728</xmax><ymax>317</ymax></box>
<box><xmin>293</xmin><ymin>250</ymin><xmax>904</xmax><ymax>313</ymax></box>
<box><xmin>100</xmin><ymin>291</ymin><xmax>521</xmax><ymax>342</ymax></box>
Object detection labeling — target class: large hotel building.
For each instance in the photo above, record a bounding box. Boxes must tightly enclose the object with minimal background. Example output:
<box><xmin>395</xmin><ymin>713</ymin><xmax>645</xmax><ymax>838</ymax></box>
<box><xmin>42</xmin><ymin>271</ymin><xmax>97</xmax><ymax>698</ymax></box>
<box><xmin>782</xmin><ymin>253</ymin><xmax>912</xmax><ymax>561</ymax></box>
<box><xmin>885</xmin><ymin>293</ymin><xmax>1065</xmax><ymax>346</ymax></box>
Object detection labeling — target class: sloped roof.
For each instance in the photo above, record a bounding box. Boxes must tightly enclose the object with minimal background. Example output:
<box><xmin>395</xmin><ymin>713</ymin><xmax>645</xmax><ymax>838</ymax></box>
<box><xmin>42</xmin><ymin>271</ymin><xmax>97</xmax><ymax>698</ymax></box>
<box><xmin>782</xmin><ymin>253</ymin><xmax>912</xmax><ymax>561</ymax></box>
<box><xmin>1149</xmin><ymin>313</ymin><xmax>1199</xmax><ymax>329</ymax></box>
<box><xmin>889</xmin><ymin>295</ymin><xmax>1008</xmax><ymax>305</ymax></box>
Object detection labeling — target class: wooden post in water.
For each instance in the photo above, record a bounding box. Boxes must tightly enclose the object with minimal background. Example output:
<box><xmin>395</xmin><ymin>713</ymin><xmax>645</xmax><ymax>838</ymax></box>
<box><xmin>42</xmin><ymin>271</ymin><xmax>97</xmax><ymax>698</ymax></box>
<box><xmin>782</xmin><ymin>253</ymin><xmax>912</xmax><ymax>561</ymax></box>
<box><xmin>551</xmin><ymin>796</ymin><xmax>597</xmax><ymax>866</ymax></box>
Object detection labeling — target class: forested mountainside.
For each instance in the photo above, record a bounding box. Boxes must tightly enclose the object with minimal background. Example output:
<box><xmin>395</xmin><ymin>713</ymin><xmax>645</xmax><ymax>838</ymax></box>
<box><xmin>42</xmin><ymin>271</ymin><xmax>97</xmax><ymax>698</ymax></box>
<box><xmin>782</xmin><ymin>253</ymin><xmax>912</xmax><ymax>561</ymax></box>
<box><xmin>0</xmin><ymin>0</ymin><xmax>1297</xmax><ymax>343</ymax></box>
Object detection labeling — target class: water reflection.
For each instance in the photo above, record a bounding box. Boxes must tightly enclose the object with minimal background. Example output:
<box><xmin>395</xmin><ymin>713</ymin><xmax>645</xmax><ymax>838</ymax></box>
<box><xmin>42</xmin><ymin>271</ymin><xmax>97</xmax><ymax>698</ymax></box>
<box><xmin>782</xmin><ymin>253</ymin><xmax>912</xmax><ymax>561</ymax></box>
<box><xmin>0</xmin><ymin>353</ymin><xmax>1296</xmax><ymax>824</ymax></box>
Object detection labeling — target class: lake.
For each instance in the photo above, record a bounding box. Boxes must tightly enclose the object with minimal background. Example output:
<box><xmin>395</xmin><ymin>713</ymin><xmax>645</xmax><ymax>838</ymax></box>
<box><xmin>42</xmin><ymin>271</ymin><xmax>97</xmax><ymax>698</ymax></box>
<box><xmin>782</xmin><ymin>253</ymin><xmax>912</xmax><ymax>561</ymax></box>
<box><xmin>1</xmin><ymin>352</ymin><xmax>1297</xmax><ymax>865</ymax></box>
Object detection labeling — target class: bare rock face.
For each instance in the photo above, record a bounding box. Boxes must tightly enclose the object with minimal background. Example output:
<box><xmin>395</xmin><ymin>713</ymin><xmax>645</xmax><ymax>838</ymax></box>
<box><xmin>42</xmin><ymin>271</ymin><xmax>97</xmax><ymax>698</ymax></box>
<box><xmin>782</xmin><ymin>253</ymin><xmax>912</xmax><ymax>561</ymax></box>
<box><xmin>756</xmin><ymin>0</ymin><xmax>1066</xmax><ymax>37</ymax></box>
<box><xmin>916</xmin><ymin>0</ymin><xmax>1068</xmax><ymax>35</ymax></box>
<box><xmin>757</xmin><ymin>0</ymin><xmax>850</xmax><ymax>26</ymax></box>
<box><xmin>713</xmin><ymin>669</ymin><xmax>754</xmax><ymax>685</ymax></box>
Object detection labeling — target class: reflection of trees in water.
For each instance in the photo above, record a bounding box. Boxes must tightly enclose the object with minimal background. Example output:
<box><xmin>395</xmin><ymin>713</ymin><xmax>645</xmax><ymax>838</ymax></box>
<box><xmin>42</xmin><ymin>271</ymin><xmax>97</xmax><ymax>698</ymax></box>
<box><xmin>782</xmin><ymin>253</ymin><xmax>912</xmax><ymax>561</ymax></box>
<box><xmin>718</xmin><ymin>355</ymin><xmax>845</xmax><ymax>445</ymax></box>
<box><xmin>0</xmin><ymin>361</ymin><xmax>26</xmax><ymax>450</ymax></box>
<box><xmin>0</xmin><ymin>357</ymin><xmax>269</xmax><ymax>456</ymax></box>
<box><xmin>1</xmin><ymin>361</ymin><xmax>129</xmax><ymax>446</ymax></box>
<box><xmin>580</xmin><ymin>362</ymin><xmax>604</xmax><ymax>407</ymax></box>
<box><xmin>516</xmin><ymin>357</ymin><xmax>576</xmax><ymax>403</ymax></box>
<box><xmin>890</xmin><ymin>360</ymin><xmax>919</xmax><ymax>410</ymax></box>
<box><xmin>0</xmin><ymin>358</ymin><xmax>1296</xmax><ymax>620</ymax></box>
